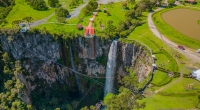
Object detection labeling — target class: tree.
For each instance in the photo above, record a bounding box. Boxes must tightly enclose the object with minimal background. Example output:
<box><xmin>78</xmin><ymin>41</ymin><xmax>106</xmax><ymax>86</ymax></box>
<box><xmin>27</xmin><ymin>105</ymin><xmax>33</xmax><ymax>110</ymax></box>
<box><xmin>22</xmin><ymin>17</ymin><xmax>32</xmax><ymax>28</ymax></box>
<box><xmin>48</xmin><ymin>0</ymin><xmax>59</xmax><ymax>7</ymax></box>
<box><xmin>12</xmin><ymin>20</ymin><xmax>21</xmax><ymax>27</ymax></box>
<box><xmin>103</xmin><ymin>87</ymin><xmax>145</xmax><ymax>110</ymax></box>
<box><xmin>56</xmin><ymin>7</ymin><xmax>69</xmax><ymax>18</ymax></box>
<box><xmin>168</xmin><ymin>0</ymin><xmax>175</xmax><ymax>6</ymax></box>
<box><xmin>84</xmin><ymin>0</ymin><xmax>98</xmax><ymax>15</ymax></box>
<box><xmin>126</xmin><ymin>0</ymin><xmax>135</xmax><ymax>8</ymax></box>
<box><xmin>11</xmin><ymin>100</ymin><xmax>26</xmax><ymax>110</ymax></box>
<box><xmin>122</xmin><ymin>2</ymin><xmax>127</xmax><ymax>9</ymax></box>
<box><xmin>55</xmin><ymin>108</ymin><xmax>60</xmax><ymax>110</ymax></box>
<box><xmin>55</xmin><ymin>7</ymin><xmax>69</xmax><ymax>23</ymax></box>
<box><xmin>2</xmin><ymin>52</ymin><xmax>10</xmax><ymax>64</ymax></box>
<box><xmin>126</xmin><ymin>0</ymin><xmax>135</xmax><ymax>5</ymax></box>
<box><xmin>121</xmin><ymin>72</ymin><xmax>139</xmax><ymax>90</ymax></box>
<box><xmin>103</xmin><ymin>70</ymin><xmax>145</xmax><ymax>110</ymax></box>
<box><xmin>125</xmin><ymin>9</ymin><xmax>136</xmax><ymax>19</ymax></box>
<box><xmin>105</xmin><ymin>20</ymin><xmax>117</xmax><ymax>38</ymax></box>
<box><xmin>25</xmin><ymin>0</ymin><xmax>48</xmax><ymax>10</ymax></box>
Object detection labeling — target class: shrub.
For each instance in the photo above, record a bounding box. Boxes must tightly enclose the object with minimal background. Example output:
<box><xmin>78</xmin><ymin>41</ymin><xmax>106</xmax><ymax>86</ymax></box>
<box><xmin>77</xmin><ymin>24</ymin><xmax>83</xmax><ymax>30</ymax></box>
<box><xmin>107</xmin><ymin>12</ymin><xmax>110</xmax><ymax>16</ymax></box>
<box><xmin>25</xmin><ymin>0</ymin><xmax>48</xmax><ymax>10</ymax></box>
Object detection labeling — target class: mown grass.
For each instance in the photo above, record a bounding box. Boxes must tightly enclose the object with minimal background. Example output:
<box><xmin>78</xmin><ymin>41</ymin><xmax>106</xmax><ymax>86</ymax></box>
<box><xmin>152</xmin><ymin>6</ymin><xmax>200</xmax><ymax>50</ymax></box>
<box><xmin>151</xmin><ymin>71</ymin><xmax>172</xmax><ymax>86</ymax></box>
<box><xmin>143</xmin><ymin>93</ymin><xmax>199</xmax><ymax>109</ymax></box>
<box><xmin>38</xmin><ymin>2</ymin><xmax>127</xmax><ymax>35</ymax></box>
<box><xmin>126</xmin><ymin>23</ymin><xmax>178</xmax><ymax>73</ymax></box>
<box><xmin>161</xmin><ymin>78</ymin><xmax>200</xmax><ymax>93</ymax></box>
<box><xmin>143</xmin><ymin>78</ymin><xmax>200</xmax><ymax>110</ymax></box>
<box><xmin>3</xmin><ymin>0</ymin><xmax>54</xmax><ymax>27</ymax></box>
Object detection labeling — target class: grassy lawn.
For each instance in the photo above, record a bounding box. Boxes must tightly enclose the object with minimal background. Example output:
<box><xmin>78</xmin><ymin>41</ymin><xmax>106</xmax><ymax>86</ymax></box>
<box><xmin>143</xmin><ymin>78</ymin><xmax>200</xmax><ymax>110</ymax></box>
<box><xmin>152</xmin><ymin>6</ymin><xmax>200</xmax><ymax>50</ymax></box>
<box><xmin>143</xmin><ymin>93</ymin><xmax>199</xmax><ymax>109</ymax></box>
<box><xmin>3</xmin><ymin>0</ymin><xmax>54</xmax><ymax>27</ymax></box>
<box><xmin>36</xmin><ymin>23</ymin><xmax>81</xmax><ymax>35</ymax></box>
<box><xmin>37</xmin><ymin>2</ymin><xmax>127</xmax><ymax>35</ymax></box>
<box><xmin>126</xmin><ymin>23</ymin><xmax>178</xmax><ymax>73</ymax></box>
<box><xmin>151</xmin><ymin>71</ymin><xmax>172</xmax><ymax>86</ymax></box>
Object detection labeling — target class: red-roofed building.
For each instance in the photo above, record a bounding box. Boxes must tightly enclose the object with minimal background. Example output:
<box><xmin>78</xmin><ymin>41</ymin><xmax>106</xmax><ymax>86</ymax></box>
<box><xmin>185</xmin><ymin>0</ymin><xmax>196</xmax><ymax>3</ymax></box>
<box><xmin>84</xmin><ymin>27</ymin><xmax>95</xmax><ymax>38</ymax></box>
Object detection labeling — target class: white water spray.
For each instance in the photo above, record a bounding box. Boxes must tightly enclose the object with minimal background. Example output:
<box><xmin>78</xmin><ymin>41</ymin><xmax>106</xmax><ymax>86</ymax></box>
<box><xmin>104</xmin><ymin>40</ymin><xmax>118</xmax><ymax>96</ymax></box>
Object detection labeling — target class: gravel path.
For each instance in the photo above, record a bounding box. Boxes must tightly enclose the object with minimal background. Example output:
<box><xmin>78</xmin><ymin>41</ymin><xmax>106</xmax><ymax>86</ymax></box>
<box><xmin>148</xmin><ymin>8</ymin><xmax>200</xmax><ymax>63</ymax></box>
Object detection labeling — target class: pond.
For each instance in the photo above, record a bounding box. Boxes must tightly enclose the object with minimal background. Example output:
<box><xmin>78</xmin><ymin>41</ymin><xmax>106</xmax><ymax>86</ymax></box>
<box><xmin>162</xmin><ymin>8</ymin><xmax>200</xmax><ymax>41</ymax></box>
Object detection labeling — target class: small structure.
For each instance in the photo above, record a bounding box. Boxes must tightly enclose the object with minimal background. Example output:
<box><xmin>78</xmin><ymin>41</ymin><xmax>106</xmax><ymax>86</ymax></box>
<box><xmin>192</xmin><ymin>69</ymin><xmax>200</xmax><ymax>81</ymax></box>
<box><xmin>103</xmin><ymin>8</ymin><xmax>107</xmax><ymax>13</ymax></box>
<box><xmin>93</xmin><ymin>12</ymin><xmax>98</xmax><ymax>15</ymax></box>
<box><xmin>152</xmin><ymin>55</ymin><xmax>156</xmax><ymax>59</ymax></box>
<box><xmin>156</xmin><ymin>1</ymin><xmax>160</xmax><ymax>6</ymax></box>
<box><xmin>20</xmin><ymin>27</ymin><xmax>29</xmax><ymax>33</ymax></box>
<box><xmin>84</xmin><ymin>27</ymin><xmax>95</xmax><ymax>38</ymax></box>
<box><xmin>152</xmin><ymin>64</ymin><xmax>157</xmax><ymax>69</ymax></box>
<box><xmin>197</xmin><ymin>49</ymin><xmax>200</xmax><ymax>53</ymax></box>
<box><xmin>185</xmin><ymin>0</ymin><xmax>196</xmax><ymax>3</ymax></box>
<box><xmin>89</xmin><ymin>18</ymin><xmax>94</xmax><ymax>22</ymax></box>
<box><xmin>77</xmin><ymin>24</ymin><xmax>83</xmax><ymax>30</ymax></box>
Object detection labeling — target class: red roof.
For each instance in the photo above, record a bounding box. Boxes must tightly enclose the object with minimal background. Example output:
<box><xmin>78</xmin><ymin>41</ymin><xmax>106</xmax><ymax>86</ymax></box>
<box><xmin>185</xmin><ymin>0</ymin><xmax>195</xmax><ymax>2</ymax></box>
<box><xmin>84</xmin><ymin>27</ymin><xmax>95</xmax><ymax>36</ymax></box>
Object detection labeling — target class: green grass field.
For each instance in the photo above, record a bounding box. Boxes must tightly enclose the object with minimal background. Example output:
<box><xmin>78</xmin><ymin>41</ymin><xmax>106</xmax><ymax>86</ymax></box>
<box><xmin>3</xmin><ymin>0</ymin><xmax>54</xmax><ymax>27</ymax></box>
<box><xmin>126</xmin><ymin>23</ymin><xmax>178</xmax><ymax>73</ymax></box>
<box><xmin>152</xmin><ymin>7</ymin><xmax>200</xmax><ymax>50</ymax></box>
<box><xmin>143</xmin><ymin>78</ymin><xmax>200</xmax><ymax>110</ymax></box>
<box><xmin>151</xmin><ymin>71</ymin><xmax>172</xmax><ymax>86</ymax></box>
<box><xmin>37</xmin><ymin>2</ymin><xmax>127</xmax><ymax>35</ymax></box>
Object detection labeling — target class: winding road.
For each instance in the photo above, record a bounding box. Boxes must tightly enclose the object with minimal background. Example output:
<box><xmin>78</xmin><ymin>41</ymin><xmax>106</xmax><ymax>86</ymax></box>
<box><xmin>148</xmin><ymin>8</ymin><xmax>200</xmax><ymax>63</ymax></box>
<box><xmin>29</xmin><ymin>0</ymin><xmax>125</xmax><ymax>28</ymax></box>
<box><xmin>30</xmin><ymin>0</ymin><xmax>89</xmax><ymax>27</ymax></box>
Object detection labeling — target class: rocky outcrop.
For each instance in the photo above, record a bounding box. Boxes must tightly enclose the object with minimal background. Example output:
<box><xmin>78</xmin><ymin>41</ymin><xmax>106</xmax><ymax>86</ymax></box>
<box><xmin>0</xmin><ymin>32</ymin><xmax>152</xmax><ymax>96</ymax></box>
<box><xmin>117</xmin><ymin>42</ymin><xmax>152</xmax><ymax>83</ymax></box>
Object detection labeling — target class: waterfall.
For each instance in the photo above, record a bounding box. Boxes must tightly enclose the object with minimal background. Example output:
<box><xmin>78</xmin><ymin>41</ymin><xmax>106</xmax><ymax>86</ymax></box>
<box><xmin>104</xmin><ymin>40</ymin><xmax>118</xmax><ymax>96</ymax></box>
<box><xmin>69</xmin><ymin>41</ymin><xmax>81</xmax><ymax>93</ymax></box>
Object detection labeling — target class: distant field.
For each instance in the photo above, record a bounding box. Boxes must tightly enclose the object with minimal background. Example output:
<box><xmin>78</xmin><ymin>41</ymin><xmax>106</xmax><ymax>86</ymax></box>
<box><xmin>162</xmin><ymin>8</ymin><xmax>200</xmax><ymax>41</ymax></box>
<box><xmin>153</xmin><ymin>7</ymin><xmax>200</xmax><ymax>50</ymax></box>
<box><xmin>4</xmin><ymin>0</ymin><xmax>54</xmax><ymax>27</ymax></box>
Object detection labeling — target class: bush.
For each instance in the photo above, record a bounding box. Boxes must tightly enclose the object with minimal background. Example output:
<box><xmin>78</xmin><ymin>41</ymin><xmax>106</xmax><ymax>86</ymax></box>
<box><xmin>84</xmin><ymin>0</ymin><xmax>98</xmax><ymax>14</ymax></box>
<box><xmin>77</xmin><ymin>24</ymin><xmax>83</xmax><ymax>30</ymax></box>
<box><xmin>25</xmin><ymin>0</ymin><xmax>48</xmax><ymax>10</ymax></box>
<box><xmin>48</xmin><ymin>0</ymin><xmax>59</xmax><ymax>7</ymax></box>
<box><xmin>107</xmin><ymin>12</ymin><xmax>110</xmax><ymax>16</ymax></box>
<box><xmin>56</xmin><ymin>7</ymin><xmax>69</xmax><ymax>18</ymax></box>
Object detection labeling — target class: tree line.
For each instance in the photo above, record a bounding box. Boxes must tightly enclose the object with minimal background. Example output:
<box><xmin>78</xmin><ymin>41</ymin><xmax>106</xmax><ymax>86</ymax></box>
<box><xmin>0</xmin><ymin>0</ymin><xmax>15</xmax><ymax>25</ymax></box>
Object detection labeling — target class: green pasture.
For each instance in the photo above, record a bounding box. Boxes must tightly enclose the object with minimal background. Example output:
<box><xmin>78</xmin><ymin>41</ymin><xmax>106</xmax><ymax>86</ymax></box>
<box><xmin>143</xmin><ymin>78</ymin><xmax>200</xmax><ymax>110</ymax></box>
<box><xmin>4</xmin><ymin>0</ymin><xmax>54</xmax><ymax>27</ymax></box>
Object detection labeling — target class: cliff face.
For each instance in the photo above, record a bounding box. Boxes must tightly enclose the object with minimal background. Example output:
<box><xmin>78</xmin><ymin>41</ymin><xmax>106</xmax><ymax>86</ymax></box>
<box><xmin>117</xmin><ymin>42</ymin><xmax>152</xmax><ymax>83</ymax></box>
<box><xmin>0</xmin><ymin>32</ymin><xmax>152</xmax><ymax>103</ymax></box>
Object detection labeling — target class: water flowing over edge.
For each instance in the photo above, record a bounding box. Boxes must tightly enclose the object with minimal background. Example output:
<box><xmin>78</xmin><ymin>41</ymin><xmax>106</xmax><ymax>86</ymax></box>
<box><xmin>104</xmin><ymin>40</ymin><xmax>118</xmax><ymax>96</ymax></box>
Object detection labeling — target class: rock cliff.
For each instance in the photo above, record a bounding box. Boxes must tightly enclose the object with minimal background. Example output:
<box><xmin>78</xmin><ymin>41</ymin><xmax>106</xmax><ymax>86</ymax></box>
<box><xmin>0</xmin><ymin>31</ymin><xmax>152</xmax><ymax>104</ymax></box>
